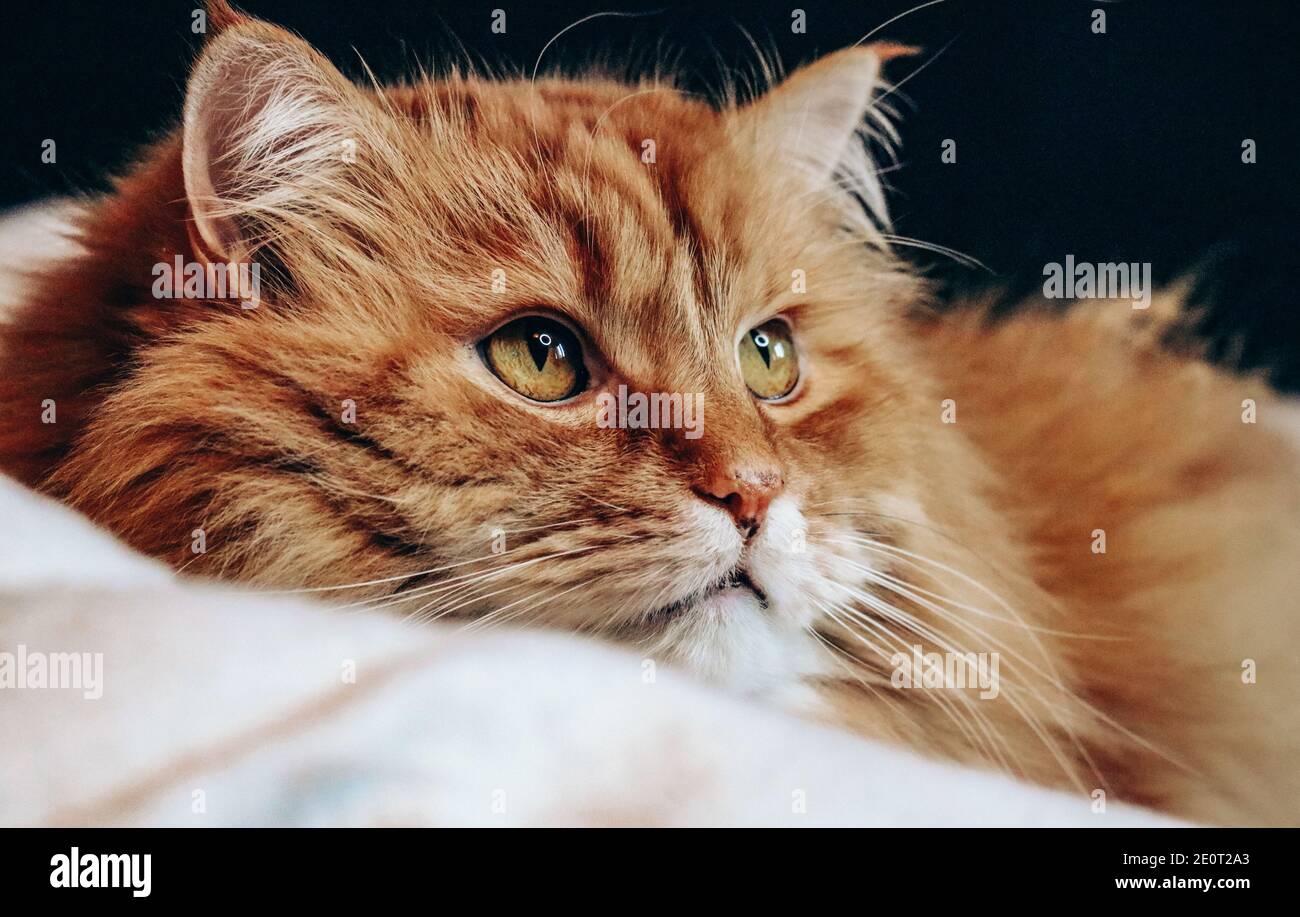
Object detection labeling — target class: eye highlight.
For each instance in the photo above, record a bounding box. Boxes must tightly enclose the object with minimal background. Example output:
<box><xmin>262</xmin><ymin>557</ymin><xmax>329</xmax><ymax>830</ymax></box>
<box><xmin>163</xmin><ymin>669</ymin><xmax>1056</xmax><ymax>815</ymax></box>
<box><xmin>482</xmin><ymin>315</ymin><xmax>588</xmax><ymax>403</ymax></box>
<box><xmin>739</xmin><ymin>319</ymin><xmax>799</xmax><ymax>400</ymax></box>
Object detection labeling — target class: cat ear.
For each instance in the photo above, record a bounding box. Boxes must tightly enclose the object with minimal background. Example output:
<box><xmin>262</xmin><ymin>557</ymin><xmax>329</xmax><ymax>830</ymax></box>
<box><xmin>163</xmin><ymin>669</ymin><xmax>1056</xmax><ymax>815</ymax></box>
<box><xmin>730</xmin><ymin>44</ymin><xmax>915</xmax><ymax>231</ymax></box>
<box><xmin>182</xmin><ymin>17</ymin><xmax>366</xmax><ymax>260</ymax></box>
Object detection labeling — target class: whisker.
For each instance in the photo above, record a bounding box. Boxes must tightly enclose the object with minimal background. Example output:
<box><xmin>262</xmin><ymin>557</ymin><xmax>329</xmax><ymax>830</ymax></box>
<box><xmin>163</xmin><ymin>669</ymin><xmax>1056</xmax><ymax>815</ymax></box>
<box><xmin>818</xmin><ymin>525</ymin><xmax>1190</xmax><ymax>780</ymax></box>
<box><xmin>815</xmin><ymin>599</ymin><xmax>1009</xmax><ymax>770</ymax></box>
<box><xmin>828</xmin><ymin>589</ymin><xmax>1077</xmax><ymax>786</ymax></box>
<box><xmin>853</xmin><ymin>0</ymin><xmax>950</xmax><ymax>47</ymax></box>
<box><xmin>880</xmin><ymin>233</ymin><xmax>993</xmax><ymax>273</ymax></box>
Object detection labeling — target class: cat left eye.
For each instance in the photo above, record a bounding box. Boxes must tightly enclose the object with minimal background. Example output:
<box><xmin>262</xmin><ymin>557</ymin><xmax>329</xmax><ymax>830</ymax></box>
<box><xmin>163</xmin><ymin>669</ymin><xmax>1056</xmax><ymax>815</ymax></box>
<box><xmin>482</xmin><ymin>315</ymin><xmax>588</xmax><ymax>403</ymax></box>
<box><xmin>739</xmin><ymin>319</ymin><xmax>800</xmax><ymax>400</ymax></box>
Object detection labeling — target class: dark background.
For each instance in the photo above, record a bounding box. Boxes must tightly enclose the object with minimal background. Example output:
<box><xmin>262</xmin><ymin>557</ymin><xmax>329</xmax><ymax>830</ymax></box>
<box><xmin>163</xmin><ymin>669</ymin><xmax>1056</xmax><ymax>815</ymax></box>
<box><xmin>2</xmin><ymin>0</ymin><xmax>1297</xmax><ymax>387</ymax></box>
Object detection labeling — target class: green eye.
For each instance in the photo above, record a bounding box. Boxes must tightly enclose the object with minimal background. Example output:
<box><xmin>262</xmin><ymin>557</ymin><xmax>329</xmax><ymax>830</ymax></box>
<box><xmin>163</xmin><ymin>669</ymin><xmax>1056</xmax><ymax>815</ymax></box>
<box><xmin>483</xmin><ymin>316</ymin><xmax>587</xmax><ymax>402</ymax></box>
<box><xmin>739</xmin><ymin>319</ymin><xmax>799</xmax><ymax>400</ymax></box>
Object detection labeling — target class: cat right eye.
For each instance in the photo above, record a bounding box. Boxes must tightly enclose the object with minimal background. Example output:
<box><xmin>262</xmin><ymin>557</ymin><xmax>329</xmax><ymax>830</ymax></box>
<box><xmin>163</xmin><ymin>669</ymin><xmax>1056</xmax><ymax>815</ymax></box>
<box><xmin>739</xmin><ymin>319</ymin><xmax>800</xmax><ymax>400</ymax></box>
<box><xmin>481</xmin><ymin>315</ymin><xmax>588</xmax><ymax>403</ymax></box>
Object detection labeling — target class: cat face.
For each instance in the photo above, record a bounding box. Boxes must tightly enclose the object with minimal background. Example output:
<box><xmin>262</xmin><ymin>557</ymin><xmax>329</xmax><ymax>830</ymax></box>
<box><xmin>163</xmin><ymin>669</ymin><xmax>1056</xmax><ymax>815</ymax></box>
<box><xmin>39</xmin><ymin>17</ymin><xmax>932</xmax><ymax>698</ymax></box>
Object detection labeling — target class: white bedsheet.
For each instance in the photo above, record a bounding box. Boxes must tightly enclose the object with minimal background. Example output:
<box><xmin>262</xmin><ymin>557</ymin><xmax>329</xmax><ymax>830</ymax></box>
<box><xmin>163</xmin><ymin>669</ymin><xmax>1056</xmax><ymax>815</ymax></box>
<box><xmin>0</xmin><ymin>475</ymin><xmax>1181</xmax><ymax>827</ymax></box>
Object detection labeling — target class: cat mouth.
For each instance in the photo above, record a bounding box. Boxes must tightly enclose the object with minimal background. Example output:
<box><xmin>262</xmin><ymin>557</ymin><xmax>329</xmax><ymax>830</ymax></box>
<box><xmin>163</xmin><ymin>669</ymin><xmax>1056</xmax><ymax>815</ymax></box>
<box><xmin>646</xmin><ymin>568</ymin><xmax>769</xmax><ymax>622</ymax></box>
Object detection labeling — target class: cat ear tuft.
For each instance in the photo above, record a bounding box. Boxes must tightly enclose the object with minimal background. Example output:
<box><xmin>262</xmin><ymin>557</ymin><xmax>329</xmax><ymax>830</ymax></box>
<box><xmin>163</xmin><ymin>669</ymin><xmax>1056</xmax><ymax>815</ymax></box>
<box><xmin>732</xmin><ymin>44</ymin><xmax>916</xmax><ymax>232</ymax></box>
<box><xmin>181</xmin><ymin>18</ymin><xmax>365</xmax><ymax>260</ymax></box>
<box><xmin>203</xmin><ymin>0</ymin><xmax>249</xmax><ymax>36</ymax></box>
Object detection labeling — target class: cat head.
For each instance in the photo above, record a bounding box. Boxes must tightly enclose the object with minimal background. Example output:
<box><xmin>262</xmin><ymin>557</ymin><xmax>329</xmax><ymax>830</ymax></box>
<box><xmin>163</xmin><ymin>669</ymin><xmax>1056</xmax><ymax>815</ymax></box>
<box><xmin>16</xmin><ymin>8</ymin><xmax>952</xmax><ymax>699</ymax></box>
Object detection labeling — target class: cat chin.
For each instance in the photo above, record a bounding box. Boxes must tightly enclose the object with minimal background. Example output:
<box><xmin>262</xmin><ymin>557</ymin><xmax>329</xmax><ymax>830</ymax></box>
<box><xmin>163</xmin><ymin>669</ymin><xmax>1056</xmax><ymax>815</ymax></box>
<box><xmin>644</xmin><ymin>589</ymin><xmax>829</xmax><ymax>698</ymax></box>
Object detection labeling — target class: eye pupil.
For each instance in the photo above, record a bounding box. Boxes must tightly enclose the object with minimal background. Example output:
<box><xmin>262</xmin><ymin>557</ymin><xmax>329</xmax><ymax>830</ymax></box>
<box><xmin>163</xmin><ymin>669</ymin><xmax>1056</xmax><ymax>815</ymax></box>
<box><xmin>525</xmin><ymin>333</ymin><xmax>550</xmax><ymax>371</ymax></box>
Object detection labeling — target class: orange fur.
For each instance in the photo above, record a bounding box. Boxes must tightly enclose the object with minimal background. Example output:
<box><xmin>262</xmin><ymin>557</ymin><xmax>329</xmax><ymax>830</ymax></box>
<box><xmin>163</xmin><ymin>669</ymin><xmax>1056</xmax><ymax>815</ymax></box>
<box><xmin>1</xmin><ymin>5</ymin><xmax>1295</xmax><ymax>824</ymax></box>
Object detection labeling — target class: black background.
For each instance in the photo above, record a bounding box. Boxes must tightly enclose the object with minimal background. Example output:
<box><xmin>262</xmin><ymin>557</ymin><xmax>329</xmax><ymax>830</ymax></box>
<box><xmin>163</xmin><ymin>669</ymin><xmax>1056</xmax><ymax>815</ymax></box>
<box><xmin>2</xmin><ymin>0</ymin><xmax>1297</xmax><ymax>387</ymax></box>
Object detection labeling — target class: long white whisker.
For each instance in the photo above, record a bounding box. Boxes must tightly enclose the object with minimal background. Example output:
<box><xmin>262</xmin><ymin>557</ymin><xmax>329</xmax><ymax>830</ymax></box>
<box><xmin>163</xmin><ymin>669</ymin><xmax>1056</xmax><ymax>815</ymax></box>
<box><xmin>815</xmin><ymin>599</ymin><xmax>1007</xmax><ymax>768</ymax></box>
<box><xmin>820</xmin><ymin>595</ymin><xmax>1022</xmax><ymax>773</ymax></box>
<box><xmin>830</xmin><ymin>589</ymin><xmax>1080</xmax><ymax>787</ymax></box>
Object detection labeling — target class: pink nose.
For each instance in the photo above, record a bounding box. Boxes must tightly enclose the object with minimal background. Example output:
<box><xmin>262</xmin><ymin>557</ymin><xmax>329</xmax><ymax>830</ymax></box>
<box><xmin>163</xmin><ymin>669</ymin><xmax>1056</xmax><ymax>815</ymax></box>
<box><xmin>693</xmin><ymin>464</ymin><xmax>784</xmax><ymax>539</ymax></box>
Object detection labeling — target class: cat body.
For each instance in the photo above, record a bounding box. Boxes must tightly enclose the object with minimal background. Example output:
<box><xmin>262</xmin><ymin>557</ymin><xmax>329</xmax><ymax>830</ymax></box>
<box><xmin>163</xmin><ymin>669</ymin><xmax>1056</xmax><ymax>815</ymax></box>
<box><xmin>1</xmin><ymin>3</ymin><xmax>1296</xmax><ymax>824</ymax></box>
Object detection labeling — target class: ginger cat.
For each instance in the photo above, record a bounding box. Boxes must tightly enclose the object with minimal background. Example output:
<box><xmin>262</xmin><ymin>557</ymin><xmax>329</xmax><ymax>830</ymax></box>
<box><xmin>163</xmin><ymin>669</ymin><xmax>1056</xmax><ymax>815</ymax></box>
<box><xmin>1</xmin><ymin>2</ymin><xmax>1296</xmax><ymax>824</ymax></box>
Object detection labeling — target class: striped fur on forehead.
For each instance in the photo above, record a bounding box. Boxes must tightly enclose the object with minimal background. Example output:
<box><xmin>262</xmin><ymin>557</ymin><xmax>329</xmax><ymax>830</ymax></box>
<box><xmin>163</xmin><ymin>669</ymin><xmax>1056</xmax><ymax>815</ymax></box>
<box><xmin>351</xmin><ymin>66</ymin><xmax>909</xmax><ymax>386</ymax></box>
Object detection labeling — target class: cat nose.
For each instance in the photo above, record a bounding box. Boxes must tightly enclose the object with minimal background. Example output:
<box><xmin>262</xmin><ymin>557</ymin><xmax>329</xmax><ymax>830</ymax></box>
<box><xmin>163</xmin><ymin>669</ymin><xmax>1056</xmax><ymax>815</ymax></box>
<box><xmin>693</xmin><ymin>464</ymin><xmax>784</xmax><ymax>539</ymax></box>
